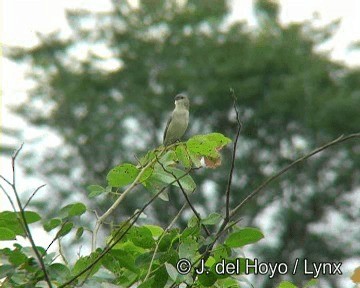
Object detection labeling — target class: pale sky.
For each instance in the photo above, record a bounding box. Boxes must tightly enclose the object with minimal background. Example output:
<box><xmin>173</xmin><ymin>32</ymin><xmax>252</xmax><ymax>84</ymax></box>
<box><xmin>1</xmin><ymin>0</ymin><xmax>359</xmax><ymax>285</ymax></box>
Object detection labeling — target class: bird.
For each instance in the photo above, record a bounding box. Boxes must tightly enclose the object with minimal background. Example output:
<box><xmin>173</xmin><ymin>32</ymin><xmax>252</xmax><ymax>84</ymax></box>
<box><xmin>163</xmin><ymin>94</ymin><xmax>190</xmax><ymax>146</ymax></box>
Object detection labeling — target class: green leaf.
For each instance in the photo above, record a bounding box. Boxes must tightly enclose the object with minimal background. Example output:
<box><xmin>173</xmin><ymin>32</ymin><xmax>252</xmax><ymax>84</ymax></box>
<box><xmin>72</xmin><ymin>251</ymin><xmax>101</xmax><ymax>280</ymax></box>
<box><xmin>103</xmin><ymin>249</ymin><xmax>138</xmax><ymax>273</ymax></box>
<box><xmin>217</xmin><ymin>277</ymin><xmax>240</xmax><ymax>287</ymax></box>
<box><xmin>225</xmin><ymin>227</ymin><xmax>264</xmax><ymax>248</ymax></box>
<box><xmin>0</xmin><ymin>264</ymin><xmax>14</xmax><ymax>278</ymax></box>
<box><xmin>175</xmin><ymin>144</ymin><xmax>192</xmax><ymax>168</ymax></box>
<box><xmin>43</xmin><ymin>218</ymin><xmax>62</xmax><ymax>232</ymax></box>
<box><xmin>304</xmin><ymin>279</ymin><xmax>318</xmax><ymax>287</ymax></box>
<box><xmin>0</xmin><ymin>228</ymin><xmax>16</xmax><ymax>240</ymax></box>
<box><xmin>143</xmin><ymin>224</ymin><xmax>164</xmax><ymax>238</ymax></box>
<box><xmin>201</xmin><ymin>213</ymin><xmax>223</xmax><ymax>225</ymax></box>
<box><xmin>186</xmin><ymin>133</ymin><xmax>231</xmax><ymax>159</ymax></box>
<box><xmin>87</xmin><ymin>185</ymin><xmax>105</xmax><ymax>198</ymax></box>
<box><xmin>48</xmin><ymin>263</ymin><xmax>71</xmax><ymax>282</ymax></box>
<box><xmin>149</xmin><ymin>167</ymin><xmax>196</xmax><ymax>194</ymax></box>
<box><xmin>60</xmin><ymin>203</ymin><xmax>86</xmax><ymax>217</ymax></box>
<box><xmin>23</xmin><ymin>211</ymin><xmax>41</xmax><ymax>223</ymax></box>
<box><xmin>198</xmin><ymin>270</ymin><xmax>217</xmax><ymax>287</ymax></box>
<box><xmin>153</xmin><ymin>266</ymin><xmax>169</xmax><ymax>288</ymax></box>
<box><xmin>179</xmin><ymin>238</ymin><xmax>198</xmax><ymax>259</ymax></box>
<box><xmin>107</xmin><ymin>163</ymin><xmax>139</xmax><ymax>187</ymax></box>
<box><xmin>212</xmin><ymin>244</ymin><xmax>231</xmax><ymax>262</ymax></box>
<box><xmin>8</xmin><ymin>250</ymin><xmax>27</xmax><ymax>266</ymax></box>
<box><xmin>165</xmin><ymin>262</ymin><xmax>179</xmax><ymax>282</ymax></box>
<box><xmin>128</xmin><ymin>226</ymin><xmax>155</xmax><ymax>249</ymax></box>
<box><xmin>137</xmin><ymin>278</ymin><xmax>155</xmax><ymax>288</ymax></box>
<box><xmin>75</xmin><ymin>227</ymin><xmax>84</xmax><ymax>239</ymax></box>
<box><xmin>0</xmin><ymin>211</ymin><xmax>40</xmax><ymax>237</ymax></box>
<box><xmin>58</xmin><ymin>222</ymin><xmax>74</xmax><ymax>237</ymax></box>
<box><xmin>276</xmin><ymin>281</ymin><xmax>298</xmax><ymax>288</ymax></box>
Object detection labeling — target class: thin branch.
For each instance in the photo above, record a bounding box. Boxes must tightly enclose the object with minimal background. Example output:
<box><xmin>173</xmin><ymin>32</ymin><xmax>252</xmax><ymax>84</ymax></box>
<box><xmin>193</xmin><ymin>132</ymin><xmax>360</xmax><ymax>280</ymax></box>
<box><xmin>155</xmin><ymin>155</ymin><xmax>211</xmax><ymax>236</ymax></box>
<box><xmin>24</xmin><ymin>184</ymin><xmax>46</xmax><ymax>209</ymax></box>
<box><xmin>58</xmin><ymin>238</ymin><xmax>68</xmax><ymax>265</ymax></box>
<box><xmin>0</xmin><ymin>183</ymin><xmax>17</xmax><ymax>212</ymax></box>
<box><xmin>8</xmin><ymin>144</ymin><xmax>53</xmax><ymax>287</ymax></box>
<box><xmin>60</xmin><ymin>167</ymin><xmax>194</xmax><ymax>288</ymax></box>
<box><xmin>230</xmin><ymin>132</ymin><xmax>360</xmax><ymax>219</ymax></box>
<box><xmin>92</xmin><ymin>149</ymin><xmax>166</xmax><ymax>250</ymax></box>
<box><xmin>44</xmin><ymin>220</ymin><xmax>69</xmax><ymax>255</ymax></box>
<box><xmin>144</xmin><ymin>202</ymin><xmax>188</xmax><ymax>281</ymax></box>
<box><xmin>0</xmin><ymin>175</ymin><xmax>12</xmax><ymax>187</ymax></box>
<box><xmin>225</xmin><ymin>89</ymin><xmax>242</xmax><ymax>221</ymax></box>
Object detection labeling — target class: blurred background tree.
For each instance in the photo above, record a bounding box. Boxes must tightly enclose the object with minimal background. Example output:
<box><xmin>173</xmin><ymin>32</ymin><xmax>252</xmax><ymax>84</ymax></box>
<box><xmin>5</xmin><ymin>0</ymin><xmax>360</xmax><ymax>287</ymax></box>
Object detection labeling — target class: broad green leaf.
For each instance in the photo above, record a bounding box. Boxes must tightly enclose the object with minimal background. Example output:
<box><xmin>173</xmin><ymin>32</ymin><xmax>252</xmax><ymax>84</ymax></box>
<box><xmin>186</xmin><ymin>133</ymin><xmax>231</xmax><ymax>159</ymax></box>
<box><xmin>175</xmin><ymin>144</ymin><xmax>192</xmax><ymax>168</ymax></box>
<box><xmin>277</xmin><ymin>281</ymin><xmax>298</xmax><ymax>288</ymax></box>
<box><xmin>8</xmin><ymin>250</ymin><xmax>27</xmax><ymax>266</ymax></box>
<box><xmin>60</xmin><ymin>203</ymin><xmax>86</xmax><ymax>217</ymax></box>
<box><xmin>0</xmin><ymin>228</ymin><xmax>16</xmax><ymax>240</ymax></box>
<box><xmin>127</xmin><ymin>226</ymin><xmax>155</xmax><ymax>249</ymax></box>
<box><xmin>137</xmin><ymin>278</ymin><xmax>155</xmax><ymax>288</ymax></box>
<box><xmin>142</xmin><ymin>174</ymin><xmax>169</xmax><ymax>201</ymax></box>
<box><xmin>150</xmin><ymin>167</ymin><xmax>196</xmax><ymax>193</ymax></box>
<box><xmin>48</xmin><ymin>263</ymin><xmax>71</xmax><ymax>282</ymax></box>
<box><xmin>143</xmin><ymin>224</ymin><xmax>164</xmax><ymax>238</ymax></box>
<box><xmin>43</xmin><ymin>218</ymin><xmax>62</xmax><ymax>232</ymax></box>
<box><xmin>165</xmin><ymin>262</ymin><xmax>179</xmax><ymax>282</ymax></box>
<box><xmin>201</xmin><ymin>213</ymin><xmax>223</xmax><ymax>225</ymax></box>
<box><xmin>212</xmin><ymin>244</ymin><xmax>231</xmax><ymax>262</ymax></box>
<box><xmin>135</xmin><ymin>252</ymin><xmax>153</xmax><ymax>268</ymax></box>
<box><xmin>107</xmin><ymin>163</ymin><xmax>139</xmax><ymax>187</ymax></box>
<box><xmin>153</xmin><ymin>266</ymin><xmax>169</xmax><ymax>288</ymax></box>
<box><xmin>72</xmin><ymin>251</ymin><xmax>101</xmax><ymax>280</ymax></box>
<box><xmin>158</xmin><ymin>150</ymin><xmax>177</xmax><ymax>166</ymax></box>
<box><xmin>23</xmin><ymin>211</ymin><xmax>41</xmax><ymax>223</ymax></box>
<box><xmin>0</xmin><ymin>211</ymin><xmax>40</xmax><ymax>237</ymax></box>
<box><xmin>198</xmin><ymin>270</ymin><xmax>217</xmax><ymax>287</ymax></box>
<box><xmin>179</xmin><ymin>238</ymin><xmax>198</xmax><ymax>259</ymax></box>
<box><xmin>158</xmin><ymin>229</ymin><xmax>179</xmax><ymax>252</ymax></box>
<box><xmin>102</xmin><ymin>249</ymin><xmax>138</xmax><ymax>273</ymax></box>
<box><xmin>87</xmin><ymin>185</ymin><xmax>105</xmax><ymax>198</ymax></box>
<box><xmin>225</xmin><ymin>227</ymin><xmax>264</xmax><ymax>248</ymax></box>
<box><xmin>58</xmin><ymin>222</ymin><xmax>74</xmax><ymax>237</ymax></box>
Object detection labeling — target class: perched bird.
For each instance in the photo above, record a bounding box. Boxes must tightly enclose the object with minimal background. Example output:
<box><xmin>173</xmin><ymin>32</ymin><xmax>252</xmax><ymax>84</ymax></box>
<box><xmin>163</xmin><ymin>94</ymin><xmax>190</xmax><ymax>146</ymax></box>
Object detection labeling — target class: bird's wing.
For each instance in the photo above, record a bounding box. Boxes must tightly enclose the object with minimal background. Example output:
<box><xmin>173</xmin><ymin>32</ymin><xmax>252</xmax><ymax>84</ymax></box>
<box><xmin>163</xmin><ymin>114</ymin><xmax>172</xmax><ymax>143</ymax></box>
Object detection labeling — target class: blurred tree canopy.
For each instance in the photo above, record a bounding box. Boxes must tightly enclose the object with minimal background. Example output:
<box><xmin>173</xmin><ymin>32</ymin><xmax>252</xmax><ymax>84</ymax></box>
<box><xmin>6</xmin><ymin>0</ymin><xmax>360</xmax><ymax>287</ymax></box>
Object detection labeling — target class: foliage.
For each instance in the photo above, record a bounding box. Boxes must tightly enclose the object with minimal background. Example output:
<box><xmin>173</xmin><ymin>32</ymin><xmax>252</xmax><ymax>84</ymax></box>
<box><xmin>4</xmin><ymin>0</ymin><xmax>360</xmax><ymax>287</ymax></box>
<box><xmin>0</xmin><ymin>133</ymin><xmax>263</xmax><ymax>287</ymax></box>
<box><xmin>1</xmin><ymin>132</ymin><xmax>359</xmax><ymax>287</ymax></box>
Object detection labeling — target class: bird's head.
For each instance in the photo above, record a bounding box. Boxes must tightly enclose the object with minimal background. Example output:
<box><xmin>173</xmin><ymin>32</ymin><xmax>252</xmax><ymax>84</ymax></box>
<box><xmin>174</xmin><ymin>94</ymin><xmax>189</xmax><ymax>109</ymax></box>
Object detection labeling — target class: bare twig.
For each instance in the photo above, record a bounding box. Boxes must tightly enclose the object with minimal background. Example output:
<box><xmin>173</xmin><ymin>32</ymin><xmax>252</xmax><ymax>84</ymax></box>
<box><xmin>58</xmin><ymin>238</ymin><xmax>68</xmax><ymax>265</ymax></box>
<box><xmin>230</xmin><ymin>133</ymin><xmax>360</xmax><ymax>218</ymax></box>
<box><xmin>197</xmin><ymin>132</ymin><xmax>360</xmax><ymax>274</ymax></box>
<box><xmin>0</xmin><ymin>183</ymin><xmax>17</xmax><ymax>212</ymax></box>
<box><xmin>44</xmin><ymin>220</ymin><xmax>69</xmax><ymax>255</ymax></box>
<box><xmin>24</xmin><ymin>184</ymin><xmax>46</xmax><ymax>209</ymax></box>
<box><xmin>225</xmin><ymin>89</ymin><xmax>242</xmax><ymax>221</ymax></box>
<box><xmin>4</xmin><ymin>144</ymin><xmax>53</xmax><ymax>287</ymax></box>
